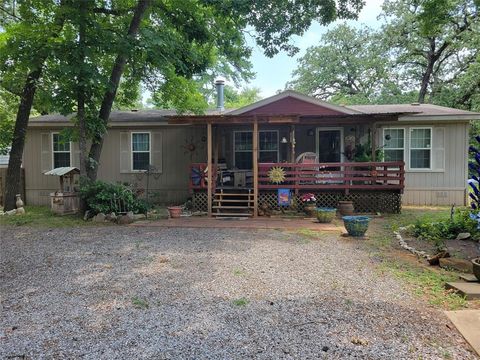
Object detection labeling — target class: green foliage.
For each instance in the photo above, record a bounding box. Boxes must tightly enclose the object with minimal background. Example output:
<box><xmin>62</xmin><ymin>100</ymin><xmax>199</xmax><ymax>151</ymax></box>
<box><xmin>79</xmin><ymin>180</ymin><xmax>149</xmax><ymax>215</ymax></box>
<box><xmin>411</xmin><ymin>209</ymin><xmax>480</xmax><ymax>250</ymax></box>
<box><xmin>224</xmin><ymin>86</ymin><xmax>262</xmax><ymax>109</ymax></box>
<box><xmin>132</xmin><ymin>297</ymin><xmax>149</xmax><ymax>309</ymax></box>
<box><xmin>288</xmin><ymin>0</ymin><xmax>479</xmax><ymax>110</ymax></box>
<box><xmin>232</xmin><ymin>297</ymin><xmax>249</xmax><ymax>307</ymax></box>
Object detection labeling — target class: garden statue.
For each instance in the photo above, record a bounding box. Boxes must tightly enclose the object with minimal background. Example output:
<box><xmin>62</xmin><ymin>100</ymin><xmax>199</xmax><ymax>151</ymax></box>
<box><xmin>15</xmin><ymin>194</ymin><xmax>25</xmax><ymax>215</ymax></box>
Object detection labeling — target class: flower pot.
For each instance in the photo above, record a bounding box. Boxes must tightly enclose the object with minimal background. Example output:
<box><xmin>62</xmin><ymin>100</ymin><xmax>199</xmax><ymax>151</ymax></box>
<box><xmin>342</xmin><ymin>216</ymin><xmax>371</xmax><ymax>237</ymax></box>
<box><xmin>167</xmin><ymin>206</ymin><xmax>182</xmax><ymax>218</ymax></box>
<box><xmin>304</xmin><ymin>204</ymin><xmax>316</xmax><ymax>216</ymax></box>
<box><xmin>337</xmin><ymin>201</ymin><xmax>354</xmax><ymax>216</ymax></box>
<box><xmin>473</xmin><ymin>258</ymin><xmax>480</xmax><ymax>281</ymax></box>
<box><xmin>316</xmin><ymin>207</ymin><xmax>336</xmax><ymax>223</ymax></box>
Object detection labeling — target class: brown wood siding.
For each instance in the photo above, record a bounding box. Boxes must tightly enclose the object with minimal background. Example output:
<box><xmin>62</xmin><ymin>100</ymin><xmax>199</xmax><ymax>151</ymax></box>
<box><xmin>242</xmin><ymin>97</ymin><xmax>345</xmax><ymax>116</ymax></box>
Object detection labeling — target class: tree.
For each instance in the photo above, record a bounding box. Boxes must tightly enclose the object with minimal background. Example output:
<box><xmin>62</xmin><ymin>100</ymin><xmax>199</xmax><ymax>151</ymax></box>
<box><xmin>1</xmin><ymin>0</ymin><xmax>67</xmax><ymax>211</ymax></box>
<box><xmin>224</xmin><ymin>86</ymin><xmax>262</xmax><ymax>109</ymax></box>
<box><xmin>381</xmin><ymin>0</ymin><xmax>478</xmax><ymax>103</ymax></box>
<box><xmin>287</xmin><ymin>24</ymin><xmax>407</xmax><ymax>104</ymax></box>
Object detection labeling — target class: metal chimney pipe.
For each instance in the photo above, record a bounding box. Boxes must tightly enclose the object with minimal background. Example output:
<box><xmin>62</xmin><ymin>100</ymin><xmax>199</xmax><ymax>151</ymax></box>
<box><xmin>214</xmin><ymin>77</ymin><xmax>225</xmax><ymax>111</ymax></box>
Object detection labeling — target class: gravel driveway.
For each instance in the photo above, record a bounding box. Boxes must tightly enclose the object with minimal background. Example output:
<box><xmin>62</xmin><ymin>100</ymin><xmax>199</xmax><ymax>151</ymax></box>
<box><xmin>0</xmin><ymin>225</ymin><xmax>477</xmax><ymax>359</ymax></box>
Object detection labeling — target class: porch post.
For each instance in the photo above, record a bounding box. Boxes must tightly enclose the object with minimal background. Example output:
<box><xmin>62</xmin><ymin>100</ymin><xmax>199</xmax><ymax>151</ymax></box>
<box><xmin>253</xmin><ymin>117</ymin><xmax>259</xmax><ymax>218</ymax></box>
<box><xmin>371</xmin><ymin>122</ymin><xmax>377</xmax><ymax>162</ymax></box>
<box><xmin>207</xmin><ymin>122</ymin><xmax>213</xmax><ymax>217</ymax></box>
<box><xmin>290</xmin><ymin>124</ymin><xmax>296</xmax><ymax>162</ymax></box>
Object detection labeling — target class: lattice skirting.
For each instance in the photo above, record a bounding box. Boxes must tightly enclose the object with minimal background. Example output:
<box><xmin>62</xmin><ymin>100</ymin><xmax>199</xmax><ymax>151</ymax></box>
<box><xmin>192</xmin><ymin>190</ymin><xmax>402</xmax><ymax>214</ymax></box>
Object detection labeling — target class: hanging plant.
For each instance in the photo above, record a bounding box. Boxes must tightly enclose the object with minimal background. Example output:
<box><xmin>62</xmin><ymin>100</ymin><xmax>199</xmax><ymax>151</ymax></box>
<box><xmin>268</xmin><ymin>166</ymin><xmax>286</xmax><ymax>184</ymax></box>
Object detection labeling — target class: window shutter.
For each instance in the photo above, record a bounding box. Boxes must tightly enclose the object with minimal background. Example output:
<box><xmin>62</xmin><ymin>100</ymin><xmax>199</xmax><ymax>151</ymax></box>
<box><xmin>120</xmin><ymin>132</ymin><xmax>131</xmax><ymax>173</ymax></box>
<box><xmin>72</xmin><ymin>142</ymin><xmax>80</xmax><ymax>168</ymax></box>
<box><xmin>152</xmin><ymin>132</ymin><xmax>163</xmax><ymax>173</ymax></box>
<box><xmin>432</xmin><ymin>127</ymin><xmax>445</xmax><ymax>171</ymax></box>
<box><xmin>41</xmin><ymin>133</ymin><xmax>52</xmax><ymax>172</ymax></box>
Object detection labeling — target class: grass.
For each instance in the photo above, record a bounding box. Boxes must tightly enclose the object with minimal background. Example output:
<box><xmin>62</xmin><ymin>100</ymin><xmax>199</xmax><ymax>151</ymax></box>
<box><xmin>233</xmin><ymin>268</ymin><xmax>246</xmax><ymax>276</ymax></box>
<box><xmin>0</xmin><ymin>206</ymin><xmax>92</xmax><ymax>228</ymax></box>
<box><xmin>132</xmin><ymin>297</ymin><xmax>149</xmax><ymax>309</ymax></box>
<box><xmin>367</xmin><ymin>206</ymin><xmax>472</xmax><ymax>311</ymax></box>
<box><xmin>232</xmin><ymin>297</ymin><xmax>249</xmax><ymax>307</ymax></box>
<box><xmin>378</xmin><ymin>260</ymin><xmax>467</xmax><ymax>310</ymax></box>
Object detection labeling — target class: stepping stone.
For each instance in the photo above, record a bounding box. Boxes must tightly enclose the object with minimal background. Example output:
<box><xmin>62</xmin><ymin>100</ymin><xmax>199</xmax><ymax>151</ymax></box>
<box><xmin>459</xmin><ymin>273</ymin><xmax>479</xmax><ymax>282</ymax></box>
<box><xmin>439</xmin><ymin>258</ymin><xmax>473</xmax><ymax>273</ymax></box>
<box><xmin>444</xmin><ymin>310</ymin><xmax>480</xmax><ymax>356</ymax></box>
<box><xmin>445</xmin><ymin>282</ymin><xmax>480</xmax><ymax>300</ymax></box>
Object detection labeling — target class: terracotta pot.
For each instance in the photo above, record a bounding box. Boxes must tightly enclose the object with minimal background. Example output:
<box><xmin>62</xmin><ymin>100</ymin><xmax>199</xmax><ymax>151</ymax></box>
<box><xmin>473</xmin><ymin>258</ymin><xmax>480</xmax><ymax>281</ymax></box>
<box><xmin>167</xmin><ymin>206</ymin><xmax>182</xmax><ymax>218</ymax></box>
<box><xmin>337</xmin><ymin>201</ymin><xmax>354</xmax><ymax>216</ymax></box>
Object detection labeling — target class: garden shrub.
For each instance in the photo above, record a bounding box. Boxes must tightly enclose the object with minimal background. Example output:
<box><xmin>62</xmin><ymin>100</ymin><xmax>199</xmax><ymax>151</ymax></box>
<box><xmin>79</xmin><ymin>180</ymin><xmax>149</xmax><ymax>215</ymax></box>
<box><xmin>412</xmin><ymin>209</ymin><xmax>480</xmax><ymax>250</ymax></box>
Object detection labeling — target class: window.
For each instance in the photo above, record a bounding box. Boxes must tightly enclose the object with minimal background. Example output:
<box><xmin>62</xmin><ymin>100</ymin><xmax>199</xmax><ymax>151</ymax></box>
<box><xmin>410</xmin><ymin>128</ymin><xmax>431</xmax><ymax>169</ymax></box>
<box><xmin>52</xmin><ymin>133</ymin><xmax>71</xmax><ymax>168</ymax></box>
<box><xmin>132</xmin><ymin>132</ymin><xmax>150</xmax><ymax>171</ymax></box>
<box><xmin>234</xmin><ymin>131</ymin><xmax>278</xmax><ymax>169</ymax></box>
<box><xmin>383</xmin><ymin>128</ymin><xmax>405</xmax><ymax>162</ymax></box>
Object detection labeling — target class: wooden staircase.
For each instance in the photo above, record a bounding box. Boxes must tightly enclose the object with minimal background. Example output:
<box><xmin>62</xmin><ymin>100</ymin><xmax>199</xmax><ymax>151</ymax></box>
<box><xmin>213</xmin><ymin>188</ymin><xmax>254</xmax><ymax>218</ymax></box>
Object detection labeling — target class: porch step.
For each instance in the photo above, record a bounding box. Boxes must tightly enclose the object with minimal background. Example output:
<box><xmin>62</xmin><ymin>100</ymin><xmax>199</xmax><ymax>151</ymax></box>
<box><xmin>214</xmin><ymin>189</ymin><xmax>254</xmax><ymax>217</ymax></box>
<box><xmin>214</xmin><ymin>212</ymin><xmax>252</xmax><ymax>217</ymax></box>
<box><xmin>213</xmin><ymin>205</ymin><xmax>253</xmax><ymax>209</ymax></box>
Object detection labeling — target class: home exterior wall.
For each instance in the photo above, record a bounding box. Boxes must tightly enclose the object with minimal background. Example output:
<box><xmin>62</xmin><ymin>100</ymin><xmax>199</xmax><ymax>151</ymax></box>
<box><xmin>23</xmin><ymin>125</ymin><xmax>206</xmax><ymax>206</ymax></box>
<box><xmin>378</xmin><ymin>122</ymin><xmax>469</xmax><ymax>206</ymax></box>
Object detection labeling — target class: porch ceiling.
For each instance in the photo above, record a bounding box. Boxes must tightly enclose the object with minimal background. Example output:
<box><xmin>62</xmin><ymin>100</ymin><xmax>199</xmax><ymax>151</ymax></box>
<box><xmin>167</xmin><ymin>113</ymin><xmax>400</xmax><ymax>125</ymax></box>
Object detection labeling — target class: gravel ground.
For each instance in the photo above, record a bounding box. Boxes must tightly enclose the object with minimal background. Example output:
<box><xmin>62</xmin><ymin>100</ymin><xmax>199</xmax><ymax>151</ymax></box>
<box><xmin>0</xmin><ymin>225</ymin><xmax>477</xmax><ymax>359</ymax></box>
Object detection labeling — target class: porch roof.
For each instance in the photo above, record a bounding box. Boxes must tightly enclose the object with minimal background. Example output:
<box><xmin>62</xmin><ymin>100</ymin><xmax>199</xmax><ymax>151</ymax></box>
<box><xmin>166</xmin><ymin>113</ymin><xmax>401</xmax><ymax>125</ymax></box>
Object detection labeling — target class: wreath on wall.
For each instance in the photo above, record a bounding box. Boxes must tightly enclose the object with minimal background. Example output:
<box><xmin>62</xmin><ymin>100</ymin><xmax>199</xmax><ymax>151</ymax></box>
<box><xmin>268</xmin><ymin>166</ymin><xmax>286</xmax><ymax>184</ymax></box>
<box><xmin>181</xmin><ymin>135</ymin><xmax>204</xmax><ymax>160</ymax></box>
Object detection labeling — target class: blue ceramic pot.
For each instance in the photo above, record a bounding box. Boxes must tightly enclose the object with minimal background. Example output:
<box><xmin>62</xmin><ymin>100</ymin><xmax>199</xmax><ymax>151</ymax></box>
<box><xmin>342</xmin><ymin>216</ymin><xmax>371</xmax><ymax>237</ymax></box>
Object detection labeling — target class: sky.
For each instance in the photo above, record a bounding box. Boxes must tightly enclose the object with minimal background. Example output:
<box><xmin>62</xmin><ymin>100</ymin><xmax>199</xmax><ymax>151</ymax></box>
<box><xmin>246</xmin><ymin>0</ymin><xmax>385</xmax><ymax>97</ymax></box>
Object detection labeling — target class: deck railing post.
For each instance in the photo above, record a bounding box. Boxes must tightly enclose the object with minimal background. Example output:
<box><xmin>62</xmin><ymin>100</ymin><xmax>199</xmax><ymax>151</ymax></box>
<box><xmin>207</xmin><ymin>123</ymin><xmax>212</xmax><ymax>217</ymax></box>
<box><xmin>253</xmin><ymin>118</ymin><xmax>259</xmax><ymax>217</ymax></box>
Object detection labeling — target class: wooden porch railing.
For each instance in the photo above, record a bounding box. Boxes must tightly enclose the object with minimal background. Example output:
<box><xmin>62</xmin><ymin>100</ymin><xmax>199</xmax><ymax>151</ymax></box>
<box><xmin>258</xmin><ymin>161</ymin><xmax>405</xmax><ymax>192</ymax></box>
<box><xmin>189</xmin><ymin>161</ymin><xmax>405</xmax><ymax>192</ymax></box>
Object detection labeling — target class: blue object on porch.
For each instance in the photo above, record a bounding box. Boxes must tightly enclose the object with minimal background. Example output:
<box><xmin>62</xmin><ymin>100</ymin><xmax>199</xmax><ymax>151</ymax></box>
<box><xmin>277</xmin><ymin>189</ymin><xmax>291</xmax><ymax>206</ymax></box>
<box><xmin>342</xmin><ymin>216</ymin><xmax>371</xmax><ymax>237</ymax></box>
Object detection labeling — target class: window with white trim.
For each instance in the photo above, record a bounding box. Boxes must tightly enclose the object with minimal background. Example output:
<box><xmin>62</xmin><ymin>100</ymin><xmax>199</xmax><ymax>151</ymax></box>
<box><xmin>52</xmin><ymin>133</ymin><xmax>71</xmax><ymax>168</ymax></box>
<box><xmin>132</xmin><ymin>132</ymin><xmax>150</xmax><ymax>171</ymax></box>
<box><xmin>410</xmin><ymin>128</ymin><xmax>431</xmax><ymax>169</ymax></box>
<box><xmin>234</xmin><ymin>131</ymin><xmax>278</xmax><ymax>169</ymax></box>
<box><xmin>383</xmin><ymin>128</ymin><xmax>405</xmax><ymax>162</ymax></box>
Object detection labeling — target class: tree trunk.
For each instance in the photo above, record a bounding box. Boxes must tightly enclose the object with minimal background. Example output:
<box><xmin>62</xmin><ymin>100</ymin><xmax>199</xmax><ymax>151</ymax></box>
<box><xmin>77</xmin><ymin>0</ymin><xmax>89</xmax><ymax>214</ymax></box>
<box><xmin>3</xmin><ymin>3</ymin><xmax>66</xmax><ymax>211</ymax></box>
<box><xmin>86</xmin><ymin>0</ymin><xmax>150</xmax><ymax>181</ymax></box>
<box><xmin>3</xmin><ymin>69</ymin><xmax>42</xmax><ymax>211</ymax></box>
<box><xmin>418</xmin><ymin>58</ymin><xmax>434</xmax><ymax>103</ymax></box>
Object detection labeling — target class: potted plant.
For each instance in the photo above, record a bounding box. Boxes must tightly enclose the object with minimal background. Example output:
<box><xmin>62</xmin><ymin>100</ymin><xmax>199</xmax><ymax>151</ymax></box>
<box><xmin>301</xmin><ymin>193</ymin><xmax>317</xmax><ymax>216</ymax></box>
<box><xmin>167</xmin><ymin>205</ymin><xmax>182</xmax><ymax>218</ymax></box>
<box><xmin>342</xmin><ymin>216</ymin><xmax>371</xmax><ymax>237</ymax></box>
<box><xmin>316</xmin><ymin>207</ymin><xmax>336</xmax><ymax>223</ymax></box>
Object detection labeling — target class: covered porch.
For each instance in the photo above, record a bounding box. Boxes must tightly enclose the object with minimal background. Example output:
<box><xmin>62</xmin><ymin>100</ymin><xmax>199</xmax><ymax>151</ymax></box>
<box><xmin>168</xmin><ymin>112</ymin><xmax>405</xmax><ymax>217</ymax></box>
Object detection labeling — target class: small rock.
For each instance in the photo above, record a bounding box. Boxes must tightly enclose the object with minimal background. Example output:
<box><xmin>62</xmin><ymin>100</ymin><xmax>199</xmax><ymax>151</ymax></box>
<box><xmin>456</xmin><ymin>232</ymin><xmax>471</xmax><ymax>241</ymax></box>
<box><xmin>133</xmin><ymin>213</ymin><xmax>146</xmax><ymax>220</ymax></box>
<box><xmin>322</xmin><ymin>346</ymin><xmax>329</xmax><ymax>352</ymax></box>
<box><xmin>105</xmin><ymin>212</ymin><xmax>117</xmax><ymax>222</ymax></box>
<box><xmin>427</xmin><ymin>251</ymin><xmax>450</xmax><ymax>265</ymax></box>
<box><xmin>117</xmin><ymin>214</ymin><xmax>133</xmax><ymax>225</ymax></box>
<box><xmin>83</xmin><ymin>210</ymin><xmax>92</xmax><ymax>221</ymax></box>
<box><xmin>93</xmin><ymin>213</ymin><xmax>106</xmax><ymax>222</ymax></box>
<box><xmin>439</xmin><ymin>257</ymin><xmax>473</xmax><ymax>273</ymax></box>
<box><xmin>351</xmin><ymin>337</ymin><xmax>369</xmax><ymax>346</ymax></box>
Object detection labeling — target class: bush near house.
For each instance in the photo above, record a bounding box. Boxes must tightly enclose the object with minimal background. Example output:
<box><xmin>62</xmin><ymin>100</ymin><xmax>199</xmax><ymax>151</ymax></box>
<box><xmin>79</xmin><ymin>180</ymin><xmax>149</xmax><ymax>215</ymax></box>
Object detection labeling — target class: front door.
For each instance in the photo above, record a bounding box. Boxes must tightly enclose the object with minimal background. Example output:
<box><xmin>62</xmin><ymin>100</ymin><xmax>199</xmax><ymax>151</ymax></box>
<box><xmin>317</xmin><ymin>128</ymin><xmax>343</xmax><ymax>163</ymax></box>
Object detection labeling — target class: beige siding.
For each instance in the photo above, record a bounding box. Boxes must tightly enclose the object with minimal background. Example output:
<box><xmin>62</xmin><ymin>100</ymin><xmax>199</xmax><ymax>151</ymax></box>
<box><xmin>379</xmin><ymin>122</ymin><xmax>469</xmax><ymax>206</ymax></box>
<box><xmin>24</xmin><ymin>126</ymin><xmax>206</xmax><ymax>205</ymax></box>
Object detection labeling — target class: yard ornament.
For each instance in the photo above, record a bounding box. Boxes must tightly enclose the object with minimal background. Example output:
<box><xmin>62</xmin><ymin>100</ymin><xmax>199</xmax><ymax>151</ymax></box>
<box><xmin>468</xmin><ymin>135</ymin><xmax>480</xmax><ymax>229</ymax></box>
<box><xmin>268</xmin><ymin>166</ymin><xmax>286</xmax><ymax>184</ymax></box>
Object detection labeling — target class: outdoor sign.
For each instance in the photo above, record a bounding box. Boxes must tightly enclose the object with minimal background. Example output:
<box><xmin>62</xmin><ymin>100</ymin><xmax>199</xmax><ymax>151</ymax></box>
<box><xmin>277</xmin><ymin>188</ymin><xmax>291</xmax><ymax>206</ymax></box>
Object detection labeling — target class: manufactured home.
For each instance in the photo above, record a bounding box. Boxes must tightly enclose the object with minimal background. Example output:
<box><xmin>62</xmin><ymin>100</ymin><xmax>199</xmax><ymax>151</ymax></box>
<box><xmin>24</xmin><ymin>89</ymin><xmax>478</xmax><ymax>215</ymax></box>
